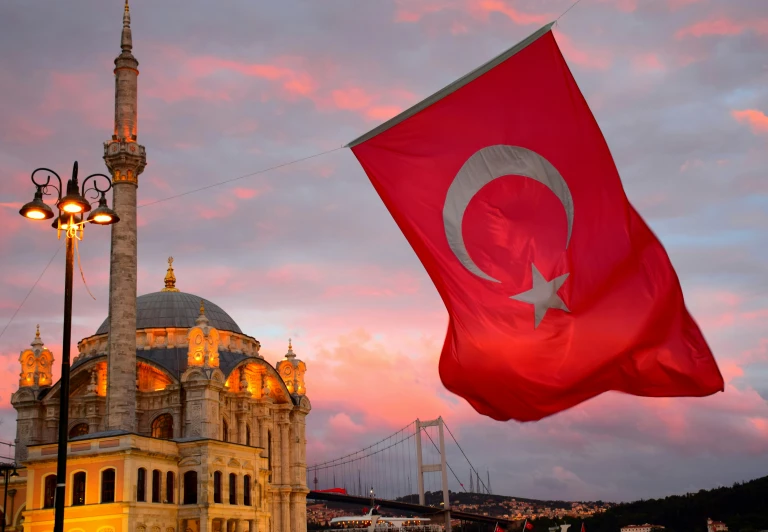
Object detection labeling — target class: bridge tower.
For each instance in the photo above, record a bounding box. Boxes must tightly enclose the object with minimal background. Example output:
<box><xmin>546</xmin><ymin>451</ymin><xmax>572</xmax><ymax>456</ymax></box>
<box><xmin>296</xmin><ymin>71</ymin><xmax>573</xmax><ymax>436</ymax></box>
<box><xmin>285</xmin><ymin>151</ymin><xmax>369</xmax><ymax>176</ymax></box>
<box><xmin>415</xmin><ymin>417</ymin><xmax>451</xmax><ymax>532</ymax></box>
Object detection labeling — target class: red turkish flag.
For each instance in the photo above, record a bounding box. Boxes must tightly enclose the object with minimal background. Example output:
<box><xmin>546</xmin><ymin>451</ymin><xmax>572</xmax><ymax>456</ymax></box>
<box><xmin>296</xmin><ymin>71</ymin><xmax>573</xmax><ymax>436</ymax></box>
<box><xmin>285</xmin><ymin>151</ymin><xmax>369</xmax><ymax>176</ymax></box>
<box><xmin>348</xmin><ymin>24</ymin><xmax>723</xmax><ymax>421</ymax></box>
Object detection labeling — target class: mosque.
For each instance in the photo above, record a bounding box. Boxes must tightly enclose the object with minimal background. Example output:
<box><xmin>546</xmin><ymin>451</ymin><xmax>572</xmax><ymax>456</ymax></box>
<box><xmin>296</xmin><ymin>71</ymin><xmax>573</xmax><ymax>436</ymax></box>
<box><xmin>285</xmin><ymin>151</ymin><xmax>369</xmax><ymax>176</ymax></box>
<box><xmin>7</xmin><ymin>3</ymin><xmax>311</xmax><ymax>532</ymax></box>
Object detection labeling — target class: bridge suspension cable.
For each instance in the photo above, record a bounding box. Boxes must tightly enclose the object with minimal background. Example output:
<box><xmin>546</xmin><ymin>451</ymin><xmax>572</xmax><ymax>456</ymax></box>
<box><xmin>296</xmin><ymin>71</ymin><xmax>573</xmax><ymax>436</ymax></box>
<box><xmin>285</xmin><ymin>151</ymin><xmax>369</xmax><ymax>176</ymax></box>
<box><xmin>443</xmin><ymin>420</ymin><xmax>490</xmax><ymax>494</ymax></box>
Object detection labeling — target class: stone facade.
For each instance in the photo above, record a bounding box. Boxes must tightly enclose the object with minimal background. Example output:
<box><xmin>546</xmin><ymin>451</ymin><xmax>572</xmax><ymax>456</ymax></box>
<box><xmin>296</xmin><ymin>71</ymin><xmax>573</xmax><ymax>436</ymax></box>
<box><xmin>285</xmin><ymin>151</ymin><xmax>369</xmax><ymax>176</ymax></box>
<box><xmin>11</xmin><ymin>303</ymin><xmax>311</xmax><ymax>532</ymax></box>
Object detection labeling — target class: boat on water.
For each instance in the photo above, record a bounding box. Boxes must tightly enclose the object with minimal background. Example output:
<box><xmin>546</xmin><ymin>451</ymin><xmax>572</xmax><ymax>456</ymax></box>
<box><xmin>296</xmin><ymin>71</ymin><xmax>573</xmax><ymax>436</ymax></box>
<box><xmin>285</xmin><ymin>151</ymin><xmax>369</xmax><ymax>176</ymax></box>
<box><xmin>327</xmin><ymin>489</ymin><xmax>439</xmax><ymax>532</ymax></box>
<box><xmin>329</xmin><ymin>506</ymin><xmax>431</xmax><ymax>529</ymax></box>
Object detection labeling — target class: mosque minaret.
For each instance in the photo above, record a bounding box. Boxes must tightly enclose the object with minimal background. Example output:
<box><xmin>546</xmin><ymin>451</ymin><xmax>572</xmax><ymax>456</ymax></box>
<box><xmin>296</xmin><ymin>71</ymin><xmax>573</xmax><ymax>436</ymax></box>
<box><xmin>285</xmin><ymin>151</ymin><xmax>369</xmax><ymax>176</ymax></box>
<box><xmin>103</xmin><ymin>0</ymin><xmax>146</xmax><ymax>432</ymax></box>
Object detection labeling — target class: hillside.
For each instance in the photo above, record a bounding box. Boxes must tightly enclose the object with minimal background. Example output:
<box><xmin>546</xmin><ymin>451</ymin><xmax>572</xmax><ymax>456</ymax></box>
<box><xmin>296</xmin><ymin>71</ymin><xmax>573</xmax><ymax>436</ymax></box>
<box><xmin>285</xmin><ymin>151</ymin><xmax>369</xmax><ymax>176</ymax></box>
<box><xmin>551</xmin><ymin>476</ymin><xmax>768</xmax><ymax>532</ymax></box>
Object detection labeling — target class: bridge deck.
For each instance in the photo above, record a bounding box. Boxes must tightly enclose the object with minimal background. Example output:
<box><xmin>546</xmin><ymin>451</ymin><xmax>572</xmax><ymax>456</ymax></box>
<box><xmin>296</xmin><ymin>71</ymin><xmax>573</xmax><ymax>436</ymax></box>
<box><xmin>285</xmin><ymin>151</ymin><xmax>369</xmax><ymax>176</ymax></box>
<box><xmin>308</xmin><ymin>491</ymin><xmax>518</xmax><ymax>526</ymax></box>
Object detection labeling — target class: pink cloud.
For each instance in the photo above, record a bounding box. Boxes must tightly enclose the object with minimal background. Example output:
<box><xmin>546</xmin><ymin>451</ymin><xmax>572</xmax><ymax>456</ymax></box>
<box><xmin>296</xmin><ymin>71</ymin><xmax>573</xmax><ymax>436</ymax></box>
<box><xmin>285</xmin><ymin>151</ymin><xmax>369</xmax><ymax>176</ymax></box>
<box><xmin>393</xmin><ymin>0</ymin><xmax>459</xmax><ymax>23</ymax></box>
<box><xmin>595</xmin><ymin>0</ymin><xmax>637</xmax><ymax>12</ymax></box>
<box><xmin>392</xmin><ymin>0</ymin><xmax>551</xmax><ymax>26</ymax></box>
<box><xmin>553</xmin><ymin>30</ymin><xmax>613</xmax><ymax>70</ymax></box>
<box><xmin>306</xmin><ymin>329</ymin><xmax>472</xmax><ymax>430</ymax></box>
<box><xmin>668</xmin><ymin>0</ymin><xmax>704</xmax><ymax>9</ymax></box>
<box><xmin>264</xmin><ymin>263</ymin><xmax>325</xmax><ymax>284</ymax></box>
<box><xmin>476</xmin><ymin>0</ymin><xmax>552</xmax><ymax>25</ymax></box>
<box><xmin>144</xmin><ymin>75</ymin><xmax>233</xmax><ymax>103</ymax></box>
<box><xmin>331</xmin><ymin>88</ymin><xmax>376</xmax><ymax>111</ymax></box>
<box><xmin>328</xmin><ymin>413</ymin><xmax>367</xmax><ymax>433</ymax></box>
<box><xmin>732</xmin><ymin>109</ymin><xmax>768</xmax><ymax>135</ymax></box>
<box><xmin>0</xmin><ymin>117</ymin><xmax>53</xmax><ymax>144</ymax></box>
<box><xmin>366</xmin><ymin>105</ymin><xmax>403</xmax><ymax>121</ymax></box>
<box><xmin>39</xmin><ymin>71</ymin><xmax>112</xmax><ymax>129</ymax></box>
<box><xmin>233</xmin><ymin>187</ymin><xmax>261</xmax><ymax>200</ymax></box>
<box><xmin>675</xmin><ymin>17</ymin><xmax>768</xmax><ymax>39</ymax></box>
<box><xmin>632</xmin><ymin>53</ymin><xmax>665</xmax><ymax>72</ymax></box>
<box><xmin>187</xmin><ymin>55</ymin><xmax>318</xmax><ymax>98</ymax></box>
<box><xmin>322</xmin><ymin>271</ymin><xmax>420</xmax><ymax>299</ymax></box>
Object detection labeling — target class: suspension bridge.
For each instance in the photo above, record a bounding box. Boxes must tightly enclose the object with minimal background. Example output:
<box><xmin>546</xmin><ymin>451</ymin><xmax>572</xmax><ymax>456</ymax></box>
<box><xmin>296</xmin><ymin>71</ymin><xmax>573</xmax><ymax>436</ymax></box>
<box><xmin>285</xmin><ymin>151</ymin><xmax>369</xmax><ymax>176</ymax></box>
<box><xmin>307</xmin><ymin>417</ymin><xmax>513</xmax><ymax>531</ymax></box>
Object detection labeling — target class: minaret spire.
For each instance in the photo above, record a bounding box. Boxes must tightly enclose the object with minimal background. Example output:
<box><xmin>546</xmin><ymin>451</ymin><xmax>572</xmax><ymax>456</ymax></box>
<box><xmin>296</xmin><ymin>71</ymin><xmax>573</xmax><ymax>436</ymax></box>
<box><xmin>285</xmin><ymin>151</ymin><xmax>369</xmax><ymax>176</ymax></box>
<box><xmin>103</xmin><ymin>1</ymin><xmax>146</xmax><ymax>432</ymax></box>
<box><xmin>121</xmin><ymin>0</ymin><xmax>132</xmax><ymax>53</ymax></box>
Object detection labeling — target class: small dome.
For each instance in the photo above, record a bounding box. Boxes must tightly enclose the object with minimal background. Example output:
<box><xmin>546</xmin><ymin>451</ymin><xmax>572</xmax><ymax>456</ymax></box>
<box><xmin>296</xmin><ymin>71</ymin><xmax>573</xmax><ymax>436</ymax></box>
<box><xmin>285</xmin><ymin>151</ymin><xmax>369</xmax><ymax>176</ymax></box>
<box><xmin>95</xmin><ymin>291</ymin><xmax>242</xmax><ymax>335</ymax></box>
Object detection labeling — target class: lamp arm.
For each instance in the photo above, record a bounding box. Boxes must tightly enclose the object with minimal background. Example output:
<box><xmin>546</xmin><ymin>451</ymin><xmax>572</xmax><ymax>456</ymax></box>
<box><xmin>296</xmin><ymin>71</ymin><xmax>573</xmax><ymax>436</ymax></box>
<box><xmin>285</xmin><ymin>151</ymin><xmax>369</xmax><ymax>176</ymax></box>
<box><xmin>81</xmin><ymin>173</ymin><xmax>113</xmax><ymax>201</ymax></box>
<box><xmin>30</xmin><ymin>168</ymin><xmax>64</xmax><ymax>200</ymax></box>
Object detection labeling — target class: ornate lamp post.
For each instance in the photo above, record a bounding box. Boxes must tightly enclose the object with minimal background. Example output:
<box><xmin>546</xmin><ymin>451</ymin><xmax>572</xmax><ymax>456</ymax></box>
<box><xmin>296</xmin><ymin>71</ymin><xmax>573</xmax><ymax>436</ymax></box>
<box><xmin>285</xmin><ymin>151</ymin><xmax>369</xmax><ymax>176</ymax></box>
<box><xmin>18</xmin><ymin>161</ymin><xmax>118</xmax><ymax>532</ymax></box>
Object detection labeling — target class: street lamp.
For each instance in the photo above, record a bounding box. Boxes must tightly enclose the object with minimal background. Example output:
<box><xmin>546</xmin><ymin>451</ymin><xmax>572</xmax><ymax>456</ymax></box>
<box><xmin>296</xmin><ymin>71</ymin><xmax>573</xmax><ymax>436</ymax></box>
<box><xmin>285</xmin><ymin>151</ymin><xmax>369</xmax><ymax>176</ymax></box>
<box><xmin>0</xmin><ymin>463</ymin><xmax>19</xmax><ymax>532</ymax></box>
<box><xmin>18</xmin><ymin>161</ymin><xmax>118</xmax><ymax>532</ymax></box>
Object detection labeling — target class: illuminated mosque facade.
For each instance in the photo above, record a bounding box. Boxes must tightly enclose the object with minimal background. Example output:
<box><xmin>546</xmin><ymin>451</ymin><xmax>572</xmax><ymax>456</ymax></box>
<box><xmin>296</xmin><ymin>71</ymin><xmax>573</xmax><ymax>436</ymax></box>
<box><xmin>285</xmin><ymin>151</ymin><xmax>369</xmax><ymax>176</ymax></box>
<box><xmin>6</xmin><ymin>3</ymin><xmax>311</xmax><ymax>532</ymax></box>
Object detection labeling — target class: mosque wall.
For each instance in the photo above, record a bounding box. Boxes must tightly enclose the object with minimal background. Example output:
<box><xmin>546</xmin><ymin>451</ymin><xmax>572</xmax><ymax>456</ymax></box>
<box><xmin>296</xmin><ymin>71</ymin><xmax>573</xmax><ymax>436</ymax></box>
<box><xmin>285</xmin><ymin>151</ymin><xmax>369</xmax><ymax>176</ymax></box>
<box><xmin>10</xmin><ymin>316</ymin><xmax>310</xmax><ymax>532</ymax></box>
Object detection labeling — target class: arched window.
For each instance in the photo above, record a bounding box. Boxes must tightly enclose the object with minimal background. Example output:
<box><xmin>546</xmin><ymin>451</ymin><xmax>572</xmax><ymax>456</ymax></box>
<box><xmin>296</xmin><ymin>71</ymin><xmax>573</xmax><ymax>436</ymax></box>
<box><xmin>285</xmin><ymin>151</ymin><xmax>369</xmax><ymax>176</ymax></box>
<box><xmin>151</xmin><ymin>413</ymin><xmax>174</xmax><ymax>439</ymax></box>
<box><xmin>72</xmin><ymin>472</ymin><xmax>86</xmax><ymax>506</ymax></box>
<box><xmin>137</xmin><ymin>468</ymin><xmax>147</xmax><ymax>502</ymax></box>
<box><xmin>243</xmin><ymin>475</ymin><xmax>251</xmax><ymax>506</ymax></box>
<box><xmin>152</xmin><ymin>469</ymin><xmax>161</xmax><ymax>503</ymax></box>
<box><xmin>43</xmin><ymin>474</ymin><xmax>56</xmax><ymax>508</ymax></box>
<box><xmin>101</xmin><ymin>468</ymin><xmax>116</xmax><ymax>503</ymax></box>
<box><xmin>166</xmin><ymin>471</ymin><xmax>175</xmax><ymax>504</ymax></box>
<box><xmin>229</xmin><ymin>473</ymin><xmax>237</xmax><ymax>504</ymax></box>
<box><xmin>183</xmin><ymin>471</ymin><xmax>198</xmax><ymax>505</ymax></box>
<box><xmin>69</xmin><ymin>423</ymin><xmax>89</xmax><ymax>439</ymax></box>
<box><xmin>246</xmin><ymin>425</ymin><xmax>251</xmax><ymax>446</ymax></box>
<box><xmin>213</xmin><ymin>471</ymin><xmax>222</xmax><ymax>503</ymax></box>
<box><xmin>222</xmin><ymin>419</ymin><xmax>229</xmax><ymax>442</ymax></box>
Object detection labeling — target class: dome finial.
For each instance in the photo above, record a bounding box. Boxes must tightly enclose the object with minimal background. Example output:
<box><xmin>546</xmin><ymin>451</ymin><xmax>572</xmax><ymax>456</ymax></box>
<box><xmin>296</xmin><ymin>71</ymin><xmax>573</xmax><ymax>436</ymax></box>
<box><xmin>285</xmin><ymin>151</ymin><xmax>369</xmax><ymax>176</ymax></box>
<box><xmin>286</xmin><ymin>338</ymin><xmax>295</xmax><ymax>359</ymax></box>
<box><xmin>196</xmin><ymin>299</ymin><xmax>209</xmax><ymax>326</ymax></box>
<box><xmin>162</xmin><ymin>256</ymin><xmax>179</xmax><ymax>292</ymax></box>
<box><xmin>31</xmin><ymin>324</ymin><xmax>43</xmax><ymax>348</ymax></box>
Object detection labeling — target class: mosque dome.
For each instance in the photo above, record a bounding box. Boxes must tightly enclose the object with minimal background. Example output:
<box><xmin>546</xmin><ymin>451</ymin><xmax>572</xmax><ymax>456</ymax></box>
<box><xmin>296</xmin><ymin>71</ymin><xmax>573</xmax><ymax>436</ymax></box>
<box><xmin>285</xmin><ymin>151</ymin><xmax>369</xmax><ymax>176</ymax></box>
<box><xmin>94</xmin><ymin>291</ymin><xmax>243</xmax><ymax>335</ymax></box>
<box><xmin>94</xmin><ymin>257</ymin><xmax>242</xmax><ymax>335</ymax></box>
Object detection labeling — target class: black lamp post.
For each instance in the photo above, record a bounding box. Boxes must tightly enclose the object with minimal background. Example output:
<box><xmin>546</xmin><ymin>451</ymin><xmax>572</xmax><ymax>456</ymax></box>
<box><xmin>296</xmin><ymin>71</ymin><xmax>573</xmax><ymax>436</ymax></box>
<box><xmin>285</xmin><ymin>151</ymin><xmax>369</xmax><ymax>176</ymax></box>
<box><xmin>18</xmin><ymin>161</ymin><xmax>118</xmax><ymax>532</ymax></box>
<box><xmin>0</xmin><ymin>463</ymin><xmax>19</xmax><ymax>532</ymax></box>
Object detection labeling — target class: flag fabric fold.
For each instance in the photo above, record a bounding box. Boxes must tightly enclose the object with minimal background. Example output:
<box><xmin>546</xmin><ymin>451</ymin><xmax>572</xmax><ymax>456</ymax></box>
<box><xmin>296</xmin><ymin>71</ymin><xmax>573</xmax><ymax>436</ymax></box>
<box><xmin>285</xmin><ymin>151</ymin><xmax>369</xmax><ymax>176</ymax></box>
<box><xmin>349</xmin><ymin>24</ymin><xmax>723</xmax><ymax>422</ymax></box>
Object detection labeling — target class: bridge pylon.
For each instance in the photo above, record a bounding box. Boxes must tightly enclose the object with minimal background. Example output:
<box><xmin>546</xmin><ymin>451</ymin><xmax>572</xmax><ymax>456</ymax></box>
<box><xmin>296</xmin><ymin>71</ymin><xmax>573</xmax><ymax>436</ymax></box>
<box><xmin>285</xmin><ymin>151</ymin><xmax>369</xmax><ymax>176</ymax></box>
<box><xmin>415</xmin><ymin>417</ymin><xmax>451</xmax><ymax>532</ymax></box>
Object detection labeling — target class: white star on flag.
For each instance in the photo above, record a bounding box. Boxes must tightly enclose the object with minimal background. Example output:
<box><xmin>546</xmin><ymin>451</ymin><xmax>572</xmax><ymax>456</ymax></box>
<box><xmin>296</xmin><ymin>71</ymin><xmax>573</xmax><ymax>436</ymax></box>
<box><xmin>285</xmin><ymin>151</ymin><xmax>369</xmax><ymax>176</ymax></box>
<box><xmin>510</xmin><ymin>263</ymin><xmax>570</xmax><ymax>327</ymax></box>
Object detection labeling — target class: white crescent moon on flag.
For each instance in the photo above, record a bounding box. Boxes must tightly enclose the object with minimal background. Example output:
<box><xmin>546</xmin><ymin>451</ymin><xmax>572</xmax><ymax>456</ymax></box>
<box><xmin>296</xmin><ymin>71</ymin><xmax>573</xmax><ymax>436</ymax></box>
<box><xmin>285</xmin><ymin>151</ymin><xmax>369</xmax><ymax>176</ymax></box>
<box><xmin>443</xmin><ymin>145</ymin><xmax>574</xmax><ymax>283</ymax></box>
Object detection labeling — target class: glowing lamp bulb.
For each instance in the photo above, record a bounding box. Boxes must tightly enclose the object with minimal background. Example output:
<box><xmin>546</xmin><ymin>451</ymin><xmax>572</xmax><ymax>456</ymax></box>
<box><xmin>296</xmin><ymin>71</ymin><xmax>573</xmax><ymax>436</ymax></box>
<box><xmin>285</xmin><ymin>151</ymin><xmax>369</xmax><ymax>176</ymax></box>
<box><xmin>92</xmin><ymin>213</ymin><xmax>113</xmax><ymax>223</ymax></box>
<box><xmin>25</xmin><ymin>209</ymin><xmax>47</xmax><ymax>220</ymax></box>
<box><xmin>61</xmin><ymin>201</ymin><xmax>84</xmax><ymax>213</ymax></box>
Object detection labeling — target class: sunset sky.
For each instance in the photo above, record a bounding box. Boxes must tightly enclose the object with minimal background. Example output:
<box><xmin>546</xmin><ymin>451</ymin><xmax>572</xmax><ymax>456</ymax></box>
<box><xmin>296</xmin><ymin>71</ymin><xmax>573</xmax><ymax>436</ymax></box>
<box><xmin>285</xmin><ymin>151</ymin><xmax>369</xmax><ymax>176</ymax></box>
<box><xmin>1</xmin><ymin>0</ymin><xmax>767</xmax><ymax>503</ymax></box>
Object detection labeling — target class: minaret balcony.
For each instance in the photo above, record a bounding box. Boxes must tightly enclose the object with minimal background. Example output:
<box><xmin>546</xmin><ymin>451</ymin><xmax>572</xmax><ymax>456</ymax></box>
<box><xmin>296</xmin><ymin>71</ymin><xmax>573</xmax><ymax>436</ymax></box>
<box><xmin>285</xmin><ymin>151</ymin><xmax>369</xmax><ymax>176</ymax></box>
<box><xmin>103</xmin><ymin>139</ymin><xmax>147</xmax><ymax>184</ymax></box>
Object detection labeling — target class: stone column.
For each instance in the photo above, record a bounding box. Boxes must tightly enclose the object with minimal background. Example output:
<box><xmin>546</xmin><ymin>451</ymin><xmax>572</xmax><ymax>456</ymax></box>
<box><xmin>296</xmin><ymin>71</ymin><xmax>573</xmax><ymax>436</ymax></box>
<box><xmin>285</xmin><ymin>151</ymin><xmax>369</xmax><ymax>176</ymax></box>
<box><xmin>280</xmin><ymin>492</ymin><xmax>290</xmax><ymax>532</ymax></box>
<box><xmin>102</xmin><ymin>1</ymin><xmax>146</xmax><ymax>432</ymax></box>
<box><xmin>237</xmin><ymin>412</ymin><xmax>246</xmax><ymax>445</ymax></box>
<box><xmin>271</xmin><ymin>492</ymin><xmax>280</xmax><ymax>532</ymax></box>
<box><xmin>279</xmin><ymin>414</ymin><xmax>290</xmax><ymax>486</ymax></box>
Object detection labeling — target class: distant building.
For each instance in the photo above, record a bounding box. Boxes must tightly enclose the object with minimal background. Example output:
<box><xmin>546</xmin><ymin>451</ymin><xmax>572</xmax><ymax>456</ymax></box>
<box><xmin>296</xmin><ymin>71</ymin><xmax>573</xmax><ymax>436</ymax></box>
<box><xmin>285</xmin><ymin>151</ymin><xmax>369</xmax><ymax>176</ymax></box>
<box><xmin>620</xmin><ymin>525</ymin><xmax>665</xmax><ymax>532</ymax></box>
<box><xmin>707</xmin><ymin>519</ymin><xmax>728</xmax><ymax>532</ymax></box>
